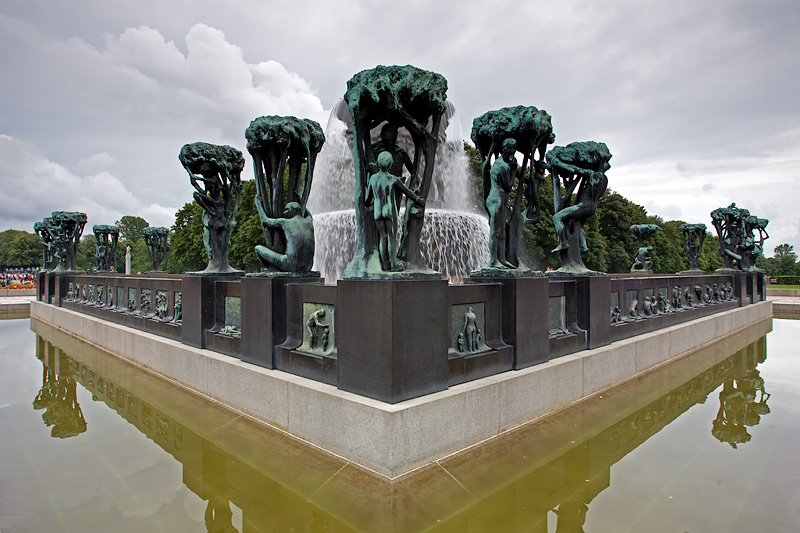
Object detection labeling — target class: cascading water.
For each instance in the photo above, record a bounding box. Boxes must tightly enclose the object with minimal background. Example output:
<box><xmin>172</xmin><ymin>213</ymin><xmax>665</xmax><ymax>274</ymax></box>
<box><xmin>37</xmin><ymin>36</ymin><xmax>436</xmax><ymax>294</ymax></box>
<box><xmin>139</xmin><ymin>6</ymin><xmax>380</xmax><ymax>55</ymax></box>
<box><xmin>307</xmin><ymin>101</ymin><xmax>489</xmax><ymax>282</ymax></box>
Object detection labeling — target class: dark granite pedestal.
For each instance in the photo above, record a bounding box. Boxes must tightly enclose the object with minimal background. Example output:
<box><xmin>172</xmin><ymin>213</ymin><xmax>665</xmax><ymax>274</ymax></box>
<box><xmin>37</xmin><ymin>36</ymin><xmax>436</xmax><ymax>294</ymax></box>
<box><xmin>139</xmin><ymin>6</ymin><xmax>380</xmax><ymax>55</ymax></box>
<box><xmin>336</xmin><ymin>279</ymin><xmax>449</xmax><ymax>404</ymax></box>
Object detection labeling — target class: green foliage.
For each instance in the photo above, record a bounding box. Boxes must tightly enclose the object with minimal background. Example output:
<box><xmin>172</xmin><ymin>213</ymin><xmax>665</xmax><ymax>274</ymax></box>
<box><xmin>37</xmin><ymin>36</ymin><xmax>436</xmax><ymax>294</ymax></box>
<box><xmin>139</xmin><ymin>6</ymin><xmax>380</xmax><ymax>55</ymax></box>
<box><xmin>170</xmin><ymin>202</ymin><xmax>206</xmax><ymax>273</ymax></box>
<box><xmin>774</xmin><ymin>275</ymin><xmax>800</xmax><ymax>285</ymax></box>
<box><xmin>773</xmin><ymin>243</ymin><xmax>796</xmax><ymax>259</ymax></box>
<box><xmin>228</xmin><ymin>180</ymin><xmax>263</xmax><ymax>272</ymax></box>
<box><xmin>168</xmin><ymin>180</ymin><xmax>263</xmax><ymax>274</ymax></box>
<box><xmin>76</xmin><ymin>235</ymin><xmax>96</xmax><ymax>271</ymax></box>
<box><xmin>115</xmin><ymin>215</ymin><xmax>149</xmax><ymax>243</ymax></box>
<box><xmin>0</xmin><ymin>229</ymin><xmax>42</xmax><ymax>268</ymax></box>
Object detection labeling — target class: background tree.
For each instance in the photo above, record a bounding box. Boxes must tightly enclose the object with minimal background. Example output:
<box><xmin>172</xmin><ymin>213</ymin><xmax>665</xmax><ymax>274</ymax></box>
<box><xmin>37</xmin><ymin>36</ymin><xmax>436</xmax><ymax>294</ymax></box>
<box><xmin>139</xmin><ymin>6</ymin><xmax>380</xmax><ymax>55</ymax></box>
<box><xmin>115</xmin><ymin>215</ymin><xmax>149</xmax><ymax>243</ymax></box>
<box><xmin>774</xmin><ymin>243</ymin><xmax>796</xmax><ymax>259</ymax></box>
<box><xmin>76</xmin><ymin>234</ymin><xmax>96</xmax><ymax>271</ymax></box>
<box><xmin>0</xmin><ymin>230</ymin><xmax>42</xmax><ymax>268</ymax></box>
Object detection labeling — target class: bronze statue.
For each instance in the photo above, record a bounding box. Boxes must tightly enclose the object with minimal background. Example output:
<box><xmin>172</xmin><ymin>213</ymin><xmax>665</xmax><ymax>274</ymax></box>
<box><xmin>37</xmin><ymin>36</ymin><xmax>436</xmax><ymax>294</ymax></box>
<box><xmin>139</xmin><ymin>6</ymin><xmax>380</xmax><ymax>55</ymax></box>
<box><xmin>365</xmin><ymin>152</ymin><xmax>425</xmax><ymax>271</ymax></box>
<box><xmin>245</xmin><ymin>115</ymin><xmax>324</xmax><ymax>273</ymax></box>
<box><xmin>254</xmin><ymin>202</ymin><xmax>315</xmax><ymax>273</ymax></box>
<box><xmin>179</xmin><ymin>142</ymin><xmax>245</xmax><ymax>275</ymax></box>
<box><xmin>546</xmin><ymin>142</ymin><xmax>611</xmax><ymax>275</ymax></box>
<box><xmin>470</xmin><ymin>105</ymin><xmax>555</xmax><ymax>272</ymax></box>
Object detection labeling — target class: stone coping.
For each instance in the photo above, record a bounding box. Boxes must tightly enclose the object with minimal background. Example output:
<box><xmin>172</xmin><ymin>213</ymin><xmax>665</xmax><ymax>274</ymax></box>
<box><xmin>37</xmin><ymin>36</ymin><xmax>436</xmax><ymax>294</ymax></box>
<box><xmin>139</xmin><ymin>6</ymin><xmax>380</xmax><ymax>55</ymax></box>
<box><xmin>767</xmin><ymin>288</ymin><xmax>800</xmax><ymax>297</ymax></box>
<box><xmin>30</xmin><ymin>299</ymin><xmax>772</xmax><ymax>478</ymax></box>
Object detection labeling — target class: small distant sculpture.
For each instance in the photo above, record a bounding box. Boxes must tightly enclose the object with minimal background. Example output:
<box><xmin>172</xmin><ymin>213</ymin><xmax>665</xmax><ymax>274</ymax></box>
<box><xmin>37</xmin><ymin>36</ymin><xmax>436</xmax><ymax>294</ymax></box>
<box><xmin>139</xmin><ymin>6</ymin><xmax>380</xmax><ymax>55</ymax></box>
<box><xmin>684</xmin><ymin>286</ymin><xmax>694</xmax><ymax>307</ymax></box>
<box><xmin>470</xmin><ymin>105</ymin><xmax>555</xmax><ymax>272</ymax></box>
<box><xmin>643</xmin><ymin>296</ymin><xmax>656</xmax><ymax>316</ymax></box>
<box><xmin>546</xmin><ymin>141</ymin><xmax>611</xmax><ymax>275</ymax></box>
<box><xmin>255</xmin><ymin>202</ymin><xmax>316</xmax><ymax>273</ymax></box>
<box><xmin>657</xmin><ymin>292</ymin><xmax>672</xmax><ymax>313</ymax></box>
<box><xmin>93</xmin><ymin>225</ymin><xmax>119</xmax><ymax>272</ymax></box>
<box><xmin>462</xmin><ymin>306</ymin><xmax>482</xmax><ymax>352</ymax></box>
<box><xmin>171</xmin><ymin>292</ymin><xmax>182</xmax><ymax>325</ymax></box>
<box><xmin>628</xmin><ymin>298</ymin><xmax>639</xmax><ymax>319</ymax></box>
<box><xmin>712</xmin><ymin>283</ymin><xmax>720</xmax><ymax>301</ymax></box>
<box><xmin>155</xmin><ymin>292</ymin><xmax>168</xmax><ymax>320</ymax></box>
<box><xmin>710</xmin><ymin>203</ymin><xmax>769</xmax><ymax>272</ymax></box>
<box><xmin>107</xmin><ymin>285</ymin><xmax>114</xmax><ymax>307</ymax></box>
<box><xmin>343</xmin><ymin>65</ymin><xmax>447</xmax><ymax>278</ymax></box>
<box><xmin>679</xmin><ymin>223</ymin><xmax>707</xmax><ymax>272</ymax></box>
<box><xmin>34</xmin><ymin>218</ymin><xmax>57</xmax><ymax>270</ymax></box>
<box><xmin>630</xmin><ymin>224</ymin><xmax>659</xmax><ymax>273</ymax></box>
<box><xmin>306</xmin><ymin>309</ymin><xmax>330</xmax><ymax>351</ymax></box>
<box><xmin>610</xmin><ymin>306</ymin><xmax>622</xmax><ymax>324</ymax></box>
<box><xmin>632</xmin><ymin>246</ymin><xmax>654</xmax><ymax>273</ymax></box>
<box><xmin>179</xmin><ymin>142</ymin><xmax>245</xmax><ymax>275</ymax></box>
<box><xmin>140</xmin><ymin>290</ymin><xmax>151</xmax><ymax>315</ymax></box>
<box><xmin>49</xmin><ymin>211</ymin><xmax>87</xmax><ymax>272</ymax></box>
<box><xmin>671</xmin><ymin>285</ymin><xmax>682</xmax><ymax>309</ymax></box>
<box><xmin>245</xmin><ymin>115</ymin><xmax>325</xmax><ymax>274</ymax></box>
<box><xmin>125</xmin><ymin>245</ymin><xmax>131</xmax><ymax>274</ymax></box>
<box><xmin>96</xmin><ymin>285</ymin><xmax>104</xmax><ymax>307</ymax></box>
<box><xmin>366</xmin><ymin>152</ymin><xmax>425</xmax><ymax>271</ymax></box>
<box><xmin>218</xmin><ymin>325</ymin><xmax>241</xmax><ymax>337</ymax></box>
<box><xmin>694</xmin><ymin>285</ymin><xmax>704</xmax><ymax>305</ymax></box>
<box><xmin>142</xmin><ymin>227</ymin><xmax>169</xmax><ymax>272</ymax></box>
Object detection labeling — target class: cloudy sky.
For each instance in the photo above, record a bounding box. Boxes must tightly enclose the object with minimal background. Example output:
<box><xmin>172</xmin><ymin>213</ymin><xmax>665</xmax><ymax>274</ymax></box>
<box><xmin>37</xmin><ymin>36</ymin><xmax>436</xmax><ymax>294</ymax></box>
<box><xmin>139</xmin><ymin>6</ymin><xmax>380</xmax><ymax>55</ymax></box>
<box><xmin>1</xmin><ymin>0</ymin><xmax>798</xmax><ymax>255</ymax></box>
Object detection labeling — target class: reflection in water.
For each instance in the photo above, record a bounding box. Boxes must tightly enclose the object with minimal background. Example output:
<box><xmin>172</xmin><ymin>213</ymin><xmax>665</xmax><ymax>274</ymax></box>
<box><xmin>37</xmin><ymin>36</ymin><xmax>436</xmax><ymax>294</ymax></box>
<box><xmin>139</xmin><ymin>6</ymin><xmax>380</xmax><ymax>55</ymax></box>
<box><xmin>28</xmin><ymin>322</ymin><xmax>773</xmax><ymax>532</ymax></box>
<box><xmin>33</xmin><ymin>350</ymin><xmax>86</xmax><ymax>439</ymax></box>
<box><xmin>712</xmin><ymin>363</ymin><xmax>771</xmax><ymax>448</ymax></box>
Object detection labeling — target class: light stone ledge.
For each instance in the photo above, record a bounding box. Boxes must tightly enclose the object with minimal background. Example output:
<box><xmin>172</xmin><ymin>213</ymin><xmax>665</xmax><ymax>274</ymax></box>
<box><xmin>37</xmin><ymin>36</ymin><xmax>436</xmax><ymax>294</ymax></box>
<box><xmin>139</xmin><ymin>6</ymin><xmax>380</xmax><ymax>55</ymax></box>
<box><xmin>29</xmin><ymin>299</ymin><xmax>773</xmax><ymax>478</ymax></box>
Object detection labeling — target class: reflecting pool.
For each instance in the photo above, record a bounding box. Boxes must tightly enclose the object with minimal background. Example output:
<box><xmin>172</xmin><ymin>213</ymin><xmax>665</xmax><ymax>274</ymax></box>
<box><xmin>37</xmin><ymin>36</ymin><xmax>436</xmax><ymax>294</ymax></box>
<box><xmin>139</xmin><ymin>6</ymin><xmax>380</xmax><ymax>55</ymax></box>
<box><xmin>1</xmin><ymin>316</ymin><xmax>798</xmax><ymax>532</ymax></box>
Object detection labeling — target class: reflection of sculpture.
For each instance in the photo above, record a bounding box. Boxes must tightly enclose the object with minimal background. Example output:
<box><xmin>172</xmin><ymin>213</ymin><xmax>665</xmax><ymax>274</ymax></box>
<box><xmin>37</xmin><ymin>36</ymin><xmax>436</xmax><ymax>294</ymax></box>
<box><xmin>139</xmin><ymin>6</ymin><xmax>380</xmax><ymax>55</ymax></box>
<box><xmin>366</xmin><ymin>152</ymin><xmax>425</xmax><ymax>271</ymax></box>
<box><xmin>93</xmin><ymin>224</ymin><xmax>119</xmax><ymax>272</ymax></box>
<box><xmin>306</xmin><ymin>309</ymin><xmax>330</xmax><ymax>351</ymax></box>
<box><xmin>179</xmin><ymin>142</ymin><xmax>245</xmax><ymax>274</ymax></box>
<box><xmin>49</xmin><ymin>211</ymin><xmax>88</xmax><ymax>272</ymax></box>
<box><xmin>343</xmin><ymin>65</ymin><xmax>447</xmax><ymax>277</ymax></box>
<box><xmin>546</xmin><ymin>141</ymin><xmax>611</xmax><ymax>274</ymax></box>
<box><xmin>34</xmin><ymin>218</ymin><xmax>57</xmax><ymax>270</ymax></box>
<box><xmin>630</xmin><ymin>224</ymin><xmax>659</xmax><ymax>273</ymax></box>
<box><xmin>255</xmin><ymin>203</ymin><xmax>315</xmax><ymax>272</ymax></box>
<box><xmin>142</xmin><ymin>227</ymin><xmax>170</xmax><ymax>272</ymax></box>
<box><xmin>679</xmin><ymin>223</ymin><xmax>706</xmax><ymax>272</ymax></box>
<box><xmin>462</xmin><ymin>306</ymin><xmax>481</xmax><ymax>352</ymax></box>
<box><xmin>470</xmin><ymin>105</ymin><xmax>555</xmax><ymax>270</ymax></box>
<box><xmin>33</xmin><ymin>368</ymin><xmax>87</xmax><ymax>439</ymax></box>
<box><xmin>245</xmin><ymin>115</ymin><xmax>325</xmax><ymax>273</ymax></box>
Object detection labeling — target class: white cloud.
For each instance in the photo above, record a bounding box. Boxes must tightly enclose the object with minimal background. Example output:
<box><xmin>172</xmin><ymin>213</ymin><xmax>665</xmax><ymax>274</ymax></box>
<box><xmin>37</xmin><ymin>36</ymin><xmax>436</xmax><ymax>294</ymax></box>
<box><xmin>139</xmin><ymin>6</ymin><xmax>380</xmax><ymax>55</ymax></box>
<box><xmin>0</xmin><ymin>135</ymin><xmax>175</xmax><ymax>230</ymax></box>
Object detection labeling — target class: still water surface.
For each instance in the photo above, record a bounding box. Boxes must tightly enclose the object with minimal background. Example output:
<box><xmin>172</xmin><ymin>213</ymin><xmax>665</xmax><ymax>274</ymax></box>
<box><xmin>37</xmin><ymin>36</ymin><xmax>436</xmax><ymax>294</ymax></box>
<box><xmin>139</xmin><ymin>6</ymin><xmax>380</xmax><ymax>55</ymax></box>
<box><xmin>0</xmin><ymin>317</ymin><xmax>798</xmax><ymax>532</ymax></box>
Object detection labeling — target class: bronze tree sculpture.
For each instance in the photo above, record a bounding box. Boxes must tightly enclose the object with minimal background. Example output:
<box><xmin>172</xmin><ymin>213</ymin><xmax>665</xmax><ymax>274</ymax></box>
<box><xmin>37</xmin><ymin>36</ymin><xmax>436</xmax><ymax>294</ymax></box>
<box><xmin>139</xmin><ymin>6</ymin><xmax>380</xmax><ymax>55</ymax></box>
<box><xmin>179</xmin><ymin>142</ymin><xmax>245</xmax><ymax>275</ymax></box>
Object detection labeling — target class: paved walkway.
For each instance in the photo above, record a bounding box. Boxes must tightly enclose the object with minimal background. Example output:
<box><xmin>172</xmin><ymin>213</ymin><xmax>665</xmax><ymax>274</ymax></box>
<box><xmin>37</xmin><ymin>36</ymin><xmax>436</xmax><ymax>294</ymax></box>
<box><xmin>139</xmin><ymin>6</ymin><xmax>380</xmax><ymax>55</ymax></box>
<box><xmin>768</xmin><ymin>295</ymin><xmax>800</xmax><ymax>314</ymax></box>
<box><xmin>0</xmin><ymin>295</ymin><xmax>35</xmax><ymax>313</ymax></box>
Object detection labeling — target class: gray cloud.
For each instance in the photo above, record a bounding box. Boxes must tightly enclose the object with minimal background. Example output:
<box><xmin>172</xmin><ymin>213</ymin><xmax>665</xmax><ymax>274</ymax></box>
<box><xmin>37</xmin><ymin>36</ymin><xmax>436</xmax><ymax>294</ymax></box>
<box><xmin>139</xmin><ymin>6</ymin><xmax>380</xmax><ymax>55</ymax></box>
<box><xmin>1</xmin><ymin>0</ymin><xmax>798</xmax><ymax>253</ymax></box>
